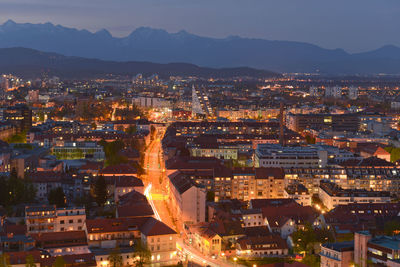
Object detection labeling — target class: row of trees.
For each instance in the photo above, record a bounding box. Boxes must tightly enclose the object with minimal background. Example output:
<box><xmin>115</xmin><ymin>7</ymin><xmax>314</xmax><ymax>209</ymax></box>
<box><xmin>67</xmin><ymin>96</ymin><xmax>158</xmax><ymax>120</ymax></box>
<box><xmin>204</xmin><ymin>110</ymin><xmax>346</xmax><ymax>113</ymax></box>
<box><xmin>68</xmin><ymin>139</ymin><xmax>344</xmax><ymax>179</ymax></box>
<box><xmin>0</xmin><ymin>170</ymin><xmax>36</xmax><ymax>208</ymax></box>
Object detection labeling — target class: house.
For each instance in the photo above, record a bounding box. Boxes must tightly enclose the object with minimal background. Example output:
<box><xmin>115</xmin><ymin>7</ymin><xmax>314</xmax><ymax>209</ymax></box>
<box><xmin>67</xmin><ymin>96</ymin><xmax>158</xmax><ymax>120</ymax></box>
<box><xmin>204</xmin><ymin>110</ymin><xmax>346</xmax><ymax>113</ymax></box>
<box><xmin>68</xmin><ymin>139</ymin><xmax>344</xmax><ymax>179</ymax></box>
<box><xmin>116</xmin><ymin>191</ymin><xmax>154</xmax><ymax>219</ymax></box>
<box><xmin>236</xmin><ymin>234</ymin><xmax>289</xmax><ymax>258</ymax></box>
<box><xmin>260</xmin><ymin>200</ymin><xmax>318</xmax><ymax>239</ymax></box>
<box><xmin>86</xmin><ymin>217</ymin><xmax>149</xmax><ymax>248</ymax></box>
<box><xmin>104</xmin><ymin>176</ymin><xmax>144</xmax><ymax>203</ymax></box>
<box><xmin>188</xmin><ymin>223</ymin><xmax>222</xmax><ymax>257</ymax></box>
<box><xmin>139</xmin><ymin>217</ymin><xmax>179</xmax><ymax>266</ymax></box>
<box><xmin>31</xmin><ymin>231</ymin><xmax>90</xmax><ymax>256</ymax></box>
<box><xmin>284</xmin><ymin>183</ymin><xmax>312</xmax><ymax>206</ymax></box>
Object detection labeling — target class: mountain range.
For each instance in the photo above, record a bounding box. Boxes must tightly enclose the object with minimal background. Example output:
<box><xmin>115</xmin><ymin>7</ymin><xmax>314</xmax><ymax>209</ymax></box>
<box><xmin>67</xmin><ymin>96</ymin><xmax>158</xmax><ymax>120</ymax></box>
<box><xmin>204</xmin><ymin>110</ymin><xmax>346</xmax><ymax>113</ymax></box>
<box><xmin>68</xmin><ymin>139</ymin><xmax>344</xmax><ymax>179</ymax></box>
<box><xmin>0</xmin><ymin>47</ymin><xmax>277</xmax><ymax>79</ymax></box>
<box><xmin>1</xmin><ymin>20</ymin><xmax>400</xmax><ymax>75</ymax></box>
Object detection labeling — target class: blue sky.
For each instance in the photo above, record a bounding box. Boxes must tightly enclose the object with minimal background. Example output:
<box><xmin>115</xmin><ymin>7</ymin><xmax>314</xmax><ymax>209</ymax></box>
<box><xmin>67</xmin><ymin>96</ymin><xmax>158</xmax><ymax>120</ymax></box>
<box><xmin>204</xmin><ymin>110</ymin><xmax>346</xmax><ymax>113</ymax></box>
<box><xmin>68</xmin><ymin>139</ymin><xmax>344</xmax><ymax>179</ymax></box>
<box><xmin>1</xmin><ymin>0</ymin><xmax>399</xmax><ymax>52</ymax></box>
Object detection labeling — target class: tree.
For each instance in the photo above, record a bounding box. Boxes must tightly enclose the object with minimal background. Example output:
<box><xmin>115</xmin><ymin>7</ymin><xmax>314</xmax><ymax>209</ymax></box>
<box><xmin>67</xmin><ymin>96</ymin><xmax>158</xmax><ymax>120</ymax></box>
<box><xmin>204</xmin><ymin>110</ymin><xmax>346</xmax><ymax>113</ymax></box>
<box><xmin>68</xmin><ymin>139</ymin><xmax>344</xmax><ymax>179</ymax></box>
<box><xmin>25</xmin><ymin>254</ymin><xmax>36</xmax><ymax>267</ymax></box>
<box><xmin>48</xmin><ymin>187</ymin><xmax>66</xmax><ymax>208</ymax></box>
<box><xmin>126</xmin><ymin>125</ymin><xmax>137</xmax><ymax>135</ymax></box>
<box><xmin>384</xmin><ymin>220</ymin><xmax>400</xmax><ymax>236</ymax></box>
<box><xmin>206</xmin><ymin>191</ymin><xmax>215</xmax><ymax>202</ymax></box>
<box><xmin>93</xmin><ymin>176</ymin><xmax>108</xmax><ymax>207</ymax></box>
<box><xmin>108</xmin><ymin>248</ymin><xmax>123</xmax><ymax>267</ymax></box>
<box><xmin>132</xmin><ymin>241</ymin><xmax>151</xmax><ymax>267</ymax></box>
<box><xmin>53</xmin><ymin>256</ymin><xmax>65</xmax><ymax>267</ymax></box>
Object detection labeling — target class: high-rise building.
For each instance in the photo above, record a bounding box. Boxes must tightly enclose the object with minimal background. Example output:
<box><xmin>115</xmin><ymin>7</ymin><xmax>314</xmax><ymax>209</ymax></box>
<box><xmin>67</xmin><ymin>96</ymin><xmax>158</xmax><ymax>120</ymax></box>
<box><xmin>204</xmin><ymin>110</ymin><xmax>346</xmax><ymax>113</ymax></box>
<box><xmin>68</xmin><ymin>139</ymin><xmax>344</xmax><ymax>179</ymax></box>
<box><xmin>4</xmin><ymin>104</ymin><xmax>32</xmax><ymax>132</ymax></box>
<box><xmin>348</xmin><ymin>86</ymin><xmax>359</xmax><ymax>100</ymax></box>
<box><xmin>309</xmin><ymin>86</ymin><xmax>318</xmax><ymax>97</ymax></box>
<box><xmin>325</xmin><ymin>86</ymin><xmax>342</xmax><ymax>98</ymax></box>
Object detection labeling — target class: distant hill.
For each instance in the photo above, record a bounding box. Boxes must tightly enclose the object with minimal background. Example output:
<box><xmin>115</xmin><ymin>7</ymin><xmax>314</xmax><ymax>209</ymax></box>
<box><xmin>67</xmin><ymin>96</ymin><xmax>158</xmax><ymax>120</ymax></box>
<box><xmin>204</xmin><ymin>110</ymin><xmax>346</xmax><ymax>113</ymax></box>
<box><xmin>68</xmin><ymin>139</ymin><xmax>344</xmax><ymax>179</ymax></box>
<box><xmin>0</xmin><ymin>47</ymin><xmax>278</xmax><ymax>79</ymax></box>
<box><xmin>0</xmin><ymin>20</ymin><xmax>400</xmax><ymax>75</ymax></box>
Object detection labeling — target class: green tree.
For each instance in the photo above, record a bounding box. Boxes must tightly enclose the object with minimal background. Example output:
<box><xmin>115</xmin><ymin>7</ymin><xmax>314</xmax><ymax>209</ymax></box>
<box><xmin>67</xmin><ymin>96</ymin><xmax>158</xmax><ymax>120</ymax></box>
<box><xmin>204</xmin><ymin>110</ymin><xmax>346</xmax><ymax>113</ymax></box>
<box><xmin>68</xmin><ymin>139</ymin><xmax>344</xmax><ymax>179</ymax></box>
<box><xmin>48</xmin><ymin>187</ymin><xmax>66</xmax><ymax>208</ymax></box>
<box><xmin>93</xmin><ymin>176</ymin><xmax>108</xmax><ymax>207</ymax></box>
<box><xmin>25</xmin><ymin>254</ymin><xmax>36</xmax><ymax>267</ymax></box>
<box><xmin>384</xmin><ymin>220</ymin><xmax>400</xmax><ymax>236</ymax></box>
<box><xmin>108</xmin><ymin>248</ymin><xmax>123</xmax><ymax>267</ymax></box>
<box><xmin>206</xmin><ymin>191</ymin><xmax>215</xmax><ymax>202</ymax></box>
<box><xmin>53</xmin><ymin>256</ymin><xmax>65</xmax><ymax>267</ymax></box>
<box><xmin>132</xmin><ymin>241</ymin><xmax>151</xmax><ymax>267</ymax></box>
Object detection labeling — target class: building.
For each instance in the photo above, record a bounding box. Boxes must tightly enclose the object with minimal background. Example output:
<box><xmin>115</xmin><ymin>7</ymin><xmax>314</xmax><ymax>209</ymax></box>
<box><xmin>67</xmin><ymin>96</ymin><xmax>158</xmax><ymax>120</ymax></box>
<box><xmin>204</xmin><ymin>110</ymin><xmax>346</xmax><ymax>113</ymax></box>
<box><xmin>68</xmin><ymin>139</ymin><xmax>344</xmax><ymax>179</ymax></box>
<box><xmin>286</xmin><ymin>113</ymin><xmax>360</xmax><ymax>132</ymax></box>
<box><xmin>284</xmin><ymin>183</ymin><xmax>312</xmax><ymax>206</ymax></box>
<box><xmin>139</xmin><ymin>217</ymin><xmax>179</xmax><ymax>266</ymax></box>
<box><xmin>51</xmin><ymin>141</ymin><xmax>105</xmax><ymax>161</ymax></box>
<box><xmin>168</xmin><ymin>171</ymin><xmax>206</xmax><ymax>224</ymax></box>
<box><xmin>236</xmin><ymin>234</ymin><xmax>289</xmax><ymax>258</ymax></box>
<box><xmin>348</xmin><ymin>86</ymin><xmax>359</xmax><ymax>100</ymax></box>
<box><xmin>3</xmin><ymin>104</ymin><xmax>32</xmax><ymax>132</ymax></box>
<box><xmin>86</xmin><ymin>217</ymin><xmax>147</xmax><ymax>248</ymax></box>
<box><xmin>309</xmin><ymin>86</ymin><xmax>318</xmax><ymax>97</ymax></box>
<box><xmin>188</xmin><ymin>223</ymin><xmax>222</xmax><ymax>257</ymax></box>
<box><xmin>325</xmin><ymin>86</ymin><xmax>342</xmax><ymax>98</ymax></box>
<box><xmin>25</xmin><ymin>205</ymin><xmax>86</xmax><ymax>234</ymax></box>
<box><xmin>31</xmin><ymin>230</ymin><xmax>90</xmax><ymax>256</ymax></box>
<box><xmin>354</xmin><ymin>231</ymin><xmax>400</xmax><ymax>266</ymax></box>
<box><xmin>320</xmin><ymin>241</ymin><xmax>354</xmax><ymax>267</ymax></box>
<box><xmin>319</xmin><ymin>180</ymin><xmax>391</xmax><ymax>210</ymax></box>
<box><xmin>255</xmin><ymin>144</ymin><xmax>327</xmax><ymax>168</ymax></box>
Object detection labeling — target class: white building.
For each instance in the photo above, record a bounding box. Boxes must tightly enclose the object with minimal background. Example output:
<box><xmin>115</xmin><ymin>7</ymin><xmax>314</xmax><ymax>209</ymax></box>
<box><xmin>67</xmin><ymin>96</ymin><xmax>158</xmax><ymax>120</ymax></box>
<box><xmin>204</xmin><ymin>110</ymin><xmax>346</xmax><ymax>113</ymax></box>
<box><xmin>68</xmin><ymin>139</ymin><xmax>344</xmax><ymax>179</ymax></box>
<box><xmin>168</xmin><ymin>171</ymin><xmax>206</xmax><ymax>224</ymax></box>
<box><xmin>255</xmin><ymin>144</ymin><xmax>327</xmax><ymax>168</ymax></box>
<box><xmin>309</xmin><ymin>86</ymin><xmax>318</xmax><ymax>97</ymax></box>
<box><xmin>318</xmin><ymin>181</ymin><xmax>392</xmax><ymax>210</ymax></box>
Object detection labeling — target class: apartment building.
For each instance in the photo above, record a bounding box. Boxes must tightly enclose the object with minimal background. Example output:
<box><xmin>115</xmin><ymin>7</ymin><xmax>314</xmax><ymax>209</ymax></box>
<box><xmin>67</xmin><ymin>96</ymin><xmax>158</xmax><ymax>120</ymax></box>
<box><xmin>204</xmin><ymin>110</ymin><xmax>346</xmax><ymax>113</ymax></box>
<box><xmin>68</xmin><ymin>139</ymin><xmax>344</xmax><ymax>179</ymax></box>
<box><xmin>319</xmin><ymin>180</ymin><xmax>391</xmax><ymax>210</ymax></box>
<box><xmin>320</xmin><ymin>241</ymin><xmax>354</xmax><ymax>267</ymax></box>
<box><xmin>284</xmin><ymin>183</ymin><xmax>312</xmax><ymax>206</ymax></box>
<box><xmin>228</xmin><ymin>167</ymin><xmax>285</xmax><ymax>201</ymax></box>
<box><xmin>255</xmin><ymin>144</ymin><xmax>327</xmax><ymax>168</ymax></box>
<box><xmin>168</xmin><ymin>171</ymin><xmax>206</xmax><ymax>224</ymax></box>
<box><xmin>25</xmin><ymin>205</ymin><xmax>86</xmax><ymax>234</ymax></box>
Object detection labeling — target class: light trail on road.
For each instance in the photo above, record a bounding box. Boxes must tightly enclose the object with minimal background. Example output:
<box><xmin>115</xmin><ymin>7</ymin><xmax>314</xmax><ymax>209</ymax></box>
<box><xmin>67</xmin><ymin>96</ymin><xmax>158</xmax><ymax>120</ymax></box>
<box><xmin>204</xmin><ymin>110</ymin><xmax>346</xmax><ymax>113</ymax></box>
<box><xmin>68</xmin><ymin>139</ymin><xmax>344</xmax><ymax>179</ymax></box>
<box><xmin>144</xmin><ymin>183</ymin><xmax>162</xmax><ymax>221</ymax></box>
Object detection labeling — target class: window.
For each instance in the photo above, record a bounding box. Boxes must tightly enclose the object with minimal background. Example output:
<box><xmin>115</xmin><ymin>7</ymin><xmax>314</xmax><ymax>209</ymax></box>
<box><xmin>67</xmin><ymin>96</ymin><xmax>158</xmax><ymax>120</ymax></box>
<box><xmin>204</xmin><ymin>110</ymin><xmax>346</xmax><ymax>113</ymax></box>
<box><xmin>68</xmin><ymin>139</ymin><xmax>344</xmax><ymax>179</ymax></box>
<box><xmin>60</xmin><ymin>220</ymin><xmax>65</xmax><ymax>224</ymax></box>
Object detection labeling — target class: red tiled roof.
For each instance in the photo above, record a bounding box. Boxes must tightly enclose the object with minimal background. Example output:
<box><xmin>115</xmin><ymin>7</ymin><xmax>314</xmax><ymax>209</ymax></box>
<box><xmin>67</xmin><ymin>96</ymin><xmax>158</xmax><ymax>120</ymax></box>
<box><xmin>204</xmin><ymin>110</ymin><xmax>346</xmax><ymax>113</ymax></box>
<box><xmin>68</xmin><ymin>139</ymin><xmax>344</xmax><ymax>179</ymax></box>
<box><xmin>31</xmin><ymin>231</ymin><xmax>87</xmax><ymax>248</ymax></box>
<box><xmin>104</xmin><ymin>175</ymin><xmax>144</xmax><ymax>187</ymax></box>
<box><xmin>86</xmin><ymin>217</ymin><xmax>150</xmax><ymax>234</ymax></box>
<box><xmin>5</xmin><ymin>250</ymin><xmax>42</xmax><ymax>265</ymax></box>
<box><xmin>237</xmin><ymin>234</ymin><xmax>288</xmax><ymax>251</ymax></box>
<box><xmin>139</xmin><ymin>217</ymin><xmax>177</xmax><ymax>236</ymax></box>
<box><xmin>101</xmin><ymin>164</ymin><xmax>137</xmax><ymax>175</ymax></box>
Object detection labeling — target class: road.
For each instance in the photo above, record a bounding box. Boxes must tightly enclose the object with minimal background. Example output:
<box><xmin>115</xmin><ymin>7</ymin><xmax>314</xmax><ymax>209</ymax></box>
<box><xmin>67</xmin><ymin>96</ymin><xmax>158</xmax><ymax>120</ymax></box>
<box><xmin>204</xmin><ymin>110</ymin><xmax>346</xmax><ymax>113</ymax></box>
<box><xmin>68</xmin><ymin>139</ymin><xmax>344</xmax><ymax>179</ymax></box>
<box><xmin>142</xmin><ymin>129</ymin><xmax>242</xmax><ymax>267</ymax></box>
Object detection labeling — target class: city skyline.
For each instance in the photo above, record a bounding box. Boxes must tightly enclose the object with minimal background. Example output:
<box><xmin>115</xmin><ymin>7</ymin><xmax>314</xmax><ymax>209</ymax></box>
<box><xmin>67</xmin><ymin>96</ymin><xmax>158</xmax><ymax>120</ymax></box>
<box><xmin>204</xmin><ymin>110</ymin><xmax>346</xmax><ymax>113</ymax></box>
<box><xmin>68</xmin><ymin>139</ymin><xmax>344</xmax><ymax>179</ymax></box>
<box><xmin>1</xmin><ymin>0</ymin><xmax>400</xmax><ymax>52</ymax></box>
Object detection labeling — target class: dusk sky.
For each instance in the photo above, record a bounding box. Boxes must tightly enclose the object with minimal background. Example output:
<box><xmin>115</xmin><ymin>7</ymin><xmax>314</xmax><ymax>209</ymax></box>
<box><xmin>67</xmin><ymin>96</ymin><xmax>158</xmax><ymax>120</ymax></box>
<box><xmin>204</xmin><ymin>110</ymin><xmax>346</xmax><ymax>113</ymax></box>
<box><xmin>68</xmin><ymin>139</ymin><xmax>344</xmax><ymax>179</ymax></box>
<box><xmin>1</xmin><ymin>0</ymin><xmax>399</xmax><ymax>52</ymax></box>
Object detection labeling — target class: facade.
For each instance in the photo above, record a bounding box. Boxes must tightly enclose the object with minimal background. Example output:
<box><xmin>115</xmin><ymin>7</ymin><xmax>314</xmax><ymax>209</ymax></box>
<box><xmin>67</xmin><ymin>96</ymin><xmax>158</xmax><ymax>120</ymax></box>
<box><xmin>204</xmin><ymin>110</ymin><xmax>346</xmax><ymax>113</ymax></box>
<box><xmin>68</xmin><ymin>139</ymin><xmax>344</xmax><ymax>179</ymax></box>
<box><xmin>25</xmin><ymin>205</ymin><xmax>86</xmax><ymax>234</ymax></box>
<box><xmin>51</xmin><ymin>141</ymin><xmax>105</xmax><ymax>161</ymax></box>
<box><xmin>286</xmin><ymin>112</ymin><xmax>360</xmax><ymax>132</ymax></box>
<box><xmin>255</xmin><ymin>144</ymin><xmax>327</xmax><ymax>168</ymax></box>
<box><xmin>320</xmin><ymin>241</ymin><xmax>354</xmax><ymax>267</ymax></box>
<box><xmin>319</xmin><ymin>180</ymin><xmax>391</xmax><ymax>210</ymax></box>
<box><xmin>140</xmin><ymin>217</ymin><xmax>179</xmax><ymax>266</ymax></box>
<box><xmin>236</xmin><ymin>235</ymin><xmax>289</xmax><ymax>258</ymax></box>
<box><xmin>354</xmin><ymin>231</ymin><xmax>400</xmax><ymax>267</ymax></box>
<box><xmin>168</xmin><ymin>171</ymin><xmax>206</xmax><ymax>224</ymax></box>
<box><xmin>4</xmin><ymin>104</ymin><xmax>32</xmax><ymax>132</ymax></box>
<box><xmin>86</xmin><ymin>217</ymin><xmax>144</xmax><ymax>249</ymax></box>
<box><xmin>325</xmin><ymin>86</ymin><xmax>342</xmax><ymax>98</ymax></box>
<box><xmin>284</xmin><ymin>183</ymin><xmax>312</xmax><ymax>206</ymax></box>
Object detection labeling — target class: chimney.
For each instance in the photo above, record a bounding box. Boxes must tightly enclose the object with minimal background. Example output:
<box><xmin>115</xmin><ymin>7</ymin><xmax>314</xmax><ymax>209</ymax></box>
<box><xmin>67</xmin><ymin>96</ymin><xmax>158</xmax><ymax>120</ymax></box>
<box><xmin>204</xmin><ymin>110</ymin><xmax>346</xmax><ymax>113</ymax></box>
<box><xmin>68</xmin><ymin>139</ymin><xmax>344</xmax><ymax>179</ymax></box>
<box><xmin>279</xmin><ymin>102</ymin><xmax>285</xmax><ymax>146</ymax></box>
